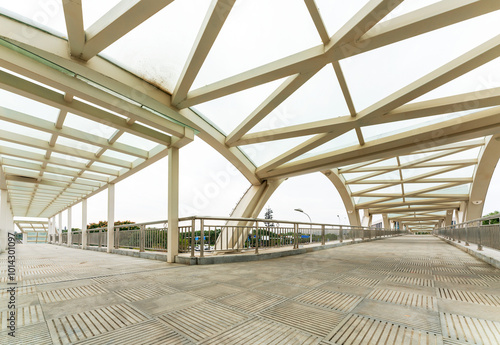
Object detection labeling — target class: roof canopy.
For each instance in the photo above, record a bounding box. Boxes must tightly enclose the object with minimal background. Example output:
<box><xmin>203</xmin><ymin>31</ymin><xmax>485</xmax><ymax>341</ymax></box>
<box><xmin>0</xmin><ymin>1</ymin><xmax>499</xmax><ymax>230</ymax></box>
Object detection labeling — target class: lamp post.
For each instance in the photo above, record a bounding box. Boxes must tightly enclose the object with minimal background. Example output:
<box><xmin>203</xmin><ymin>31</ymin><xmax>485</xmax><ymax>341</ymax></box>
<box><xmin>294</xmin><ymin>208</ymin><xmax>312</xmax><ymax>243</ymax></box>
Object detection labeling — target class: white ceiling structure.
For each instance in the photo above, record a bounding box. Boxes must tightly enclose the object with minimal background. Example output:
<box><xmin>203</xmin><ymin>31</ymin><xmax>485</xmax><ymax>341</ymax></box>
<box><xmin>0</xmin><ymin>0</ymin><xmax>499</xmax><ymax>232</ymax></box>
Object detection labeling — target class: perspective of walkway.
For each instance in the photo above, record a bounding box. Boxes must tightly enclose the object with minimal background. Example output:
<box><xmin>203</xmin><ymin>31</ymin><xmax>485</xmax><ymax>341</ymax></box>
<box><xmin>1</xmin><ymin>236</ymin><xmax>500</xmax><ymax>344</ymax></box>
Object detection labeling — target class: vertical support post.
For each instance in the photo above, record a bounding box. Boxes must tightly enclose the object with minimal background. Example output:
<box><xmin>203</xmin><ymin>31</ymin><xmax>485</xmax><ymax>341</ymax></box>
<box><xmin>294</xmin><ymin>223</ymin><xmax>298</xmax><ymax>249</ymax></box>
<box><xmin>167</xmin><ymin>146</ymin><xmax>179</xmax><ymax>263</ymax></box>
<box><xmin>339</xmin><ymin>226</ymin><xmax>344</xmax><ymax>243</ymax></box>
<box><xmin>255</xmin><ymin>221</ymin><xmax>259</xmax><ymax>254</ymax></box>
<box><xmin>321</xmin><ymin>225</ymin><xmax>325</xmax><ymax>245</ymax></box>
<box><xmin>107</xmin><ymin>183</ymin><xmax>115</xmax><ymax>253</ymax></box>
<box><xmin>190</xmin><ymin>218</ymin><xmax>195</xmax><ymax>258</ymax></box>
<box><xmin>477</xmin><ymin>221</ymin><xmax>483</xmax><ymax>251</ymax></box>
<box><xmin>22</xmin><ymin>232</ymin><xmax>28</xmax><ymax>244</ymax></box>
<box><xmin>58</xmin><ymin>212</ymin><xmax>63</xmax><ymax>244</ymax></box>
<box><xmin>67</xmin><ymin>207</ymin><xmax>72</xmax><ymax>247</ymax></box>
<box><xmin>465</xmin><ymin>223</ymin><xmax>469</xmax><ymax>246</ymax></box>
<box><xmin>140</xmin><ymin>225</ymin><xmax>145</xmax><ymax>252</ymax></box>
<box><xmin>98</xmin><ymin>229</ymin><xmax>102</xmax><ymax>248</ymax></box>
<box><xmin>200</xmin><ymin>219</ymin><xmax>205</xmax><ymax>258</ymax></box>
<box><xmin>82</xmin><ymin>199</ymin><xmax>87</xmax><ymax>249</ymax></box>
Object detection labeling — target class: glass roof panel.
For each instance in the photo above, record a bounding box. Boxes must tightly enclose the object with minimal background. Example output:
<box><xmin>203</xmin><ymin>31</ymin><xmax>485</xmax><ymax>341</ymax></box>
<box><xmin>0</xmin><ymin>120</ymin><xmax>52</xmax><ymax>141</ymax></box>
<box><xmin>291</xmin><ymin>129</ymin><xmax>359</xmax><ymax>162</ymax></box>
<box><xmin>56</xmin><ymin>137</ymin><xmax>101</xmax><ymax>154</ymax></box>
<box><xmin>431</xmin><ymin>166</ymin><xmax>475</xmax><ymax>179</ymax></box>
<box><xmin>342</xmin><ymin>172</ymin><xmax>372</xmax><ymax>181</ymax></box>
<box><xmin>0</xmin><ymin>89</ymin><xmax>60</xmax><ymax>122</ymax></box>
<box><xmin>115</xmin><ymin>132</ymin><xmax>157</xmax><ymax>151</ymax></box>
<box><xmin>378</xmin><ymin>0</ymin><xmax>441</xmax><ymax>23</ymax></box>
<box><xmin>403</xmin><ymin>183</ymin><xmax>444</xmax><ymax>193</ymax></box>
<box><xmin>100</xmin><ymin>0</ymin><xmax>211</xmax><ymax>93</ymax></box>
<box><xmin>362</xmin><ymin>158</ymin><xmax>399</xmax><ymax>168</ymax></box>
<box><xmin>193</xmin><ymin>0</ymin><xmax>321</xmax><ymax>88</ymax></box>
<box><xmin>101</xmin><ymin>150</ymin><xmax>137</xmax><ymax>163</ymax></box>
<box><xmin>356</xmin><ymin>196</ymin><xmax>383</xmax><ymax>204</ymax></box>
<box><xmin>364</xmin><ymin>171</ymin><xmax>401</xmax><ymax>181</ymax></box>
<box><xmin>0</xmin><ymin>2</ymin><xmax>67</xmax><ymax>37</ymax></box>
<box><xmin>191</xmin><ymin>78</ymin><xmax>285</xmax><ymax>135</ymax></box>
<box><xmin>430</xmin><ymin>147</ymin><xmax>482</xmax><ymax>162</ymax></box>
<box><xmin>4</xmin><ymin>166</ymin><xmax>38</xmax><ymax>178</ymax></box>
<box><xmin>64</xmin><ymin>113</ymin><xmax>117</xmax><ymax>139</ymax></box>
<box><xmin>240</xmin><ymin>136</ymin><xmax>313</xmax><ymax>166</ymax></box>
<box><xmin>250</xmin><ymin>64</ymin><xmax>350</xmax><ymax>133</ymax></box>
<box><xmin>401</xmin><ymin>167</ymin><xmax>441</xmax><ymax>179</ymax></box>
<box><xmin>0</xmin><ymin>140</ymin><xmax>46</xmax><ymax>155</ymax></box>
<box><xmin>82</xmin><ymin>0</ymin><xmax>121</xmax><ymax>30</ymax></box>
<box><xmin>365</xmin><ymin>185</ymin><xmax>401</xmax><ymax>195</ymax></box>
<box><xmin>51</xmin><ymin>152</ymin><xmax>89</xmax><ymax>165</ymax></box>
<box><xmin>91</xmin><ymin>161</ymin><xmax>122</xmax><ymax>171</ymax></box>
<box><xmin>427</xmin><ymin>184</ymin><xmax>471</xmax><ymax>195</ymax></box>
<box><xmin>348</xmin><ymin>184</ymin><xmax>381</xmax><ymax>193</ymax></box>
<box><xmin>315</xmin><ymin>0</ymin><xmax>367</xmax><ymax>39</ymax></box>
<box><xmin>341</xmin><ymin>11</ymin><xmax>500</xmax><ymax>111</ymax></box>
<box><xmin>361</xmin><ymin>110</ymin><xmax>478</xmax><ymax>143</ymax></box>
<box><xmin>413</xmin><ymin>56</ymin><xmax>500</xmax><ymax>103</ymax></box>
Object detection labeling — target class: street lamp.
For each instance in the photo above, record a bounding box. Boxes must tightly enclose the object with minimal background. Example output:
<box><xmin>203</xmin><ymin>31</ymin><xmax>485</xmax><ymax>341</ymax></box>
<box><xmin>294</xmin><ymin>208</ymin><xmax>312</xmax><ymax>243</ymax></box>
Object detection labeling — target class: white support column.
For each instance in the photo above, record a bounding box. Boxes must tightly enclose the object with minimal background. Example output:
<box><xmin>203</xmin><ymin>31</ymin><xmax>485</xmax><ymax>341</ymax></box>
<box><xmin>0</xmin><ymin>189</ymin><xmax>8</xmax><ymax>252</ymax></box>
<box><xmin>382</xmin><ymin>214</ymin><xmax>390</xmax><ymax>229</ymax></box>
<box><xmin>67</xmin><ymin>207</ymin><xmax>72</xmax><ymax>247</ymax></box>
<box><xmin>361</xmin><ymin>210</ymin><xmax>372</xmax><ymax>227</ymax></box>
<box><xmin>444</xmin><ymin>210</ymin><xmax>453</xmax><ymax>227</ymax></box>
<box><xmin>22</xmin><ymin>232</ymin><xmax>28</xmax><ymax>244</ymax></box>
<box><xmin>82</xmin><ymin>198</ymin><xmax>88</xmax><ymax>249</ymax></box>
<box><xmin>167</xmin><ymin>146</ymin><xmax>179</xmax><ymax>263</ymax></box>
<box><xmin>107</xmin><ymin>184</ymin><xmax>115</xmax><ymax>253</ymax></box>
<box><xmin>58</xmin><ymin>212</ymin><xmax>63</xmax><ymax>244</ymax></box>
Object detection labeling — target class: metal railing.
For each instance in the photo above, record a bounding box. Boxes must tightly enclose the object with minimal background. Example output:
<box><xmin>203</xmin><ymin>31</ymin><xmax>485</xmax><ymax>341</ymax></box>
<box><xmin>434</xmin><ymin>214</ymin><xmax>500</xmax><ymax>251</ymax></box>
<box><xmin>48</xmin><ymin>216</ymin><xmax>403</xmax><ymax>257</ymax></box>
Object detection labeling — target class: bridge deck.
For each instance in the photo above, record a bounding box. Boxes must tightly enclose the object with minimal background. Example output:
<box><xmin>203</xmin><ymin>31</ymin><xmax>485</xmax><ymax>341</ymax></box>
<box><xmin>1</xmin><ymin>236</ymin><xmax>499</xmax><ymax>344</ymax></box>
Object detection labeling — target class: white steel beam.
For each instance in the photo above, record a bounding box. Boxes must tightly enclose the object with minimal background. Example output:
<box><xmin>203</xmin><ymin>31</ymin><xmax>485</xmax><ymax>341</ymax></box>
<box><xmin>259</xmin><ymin>106</ymin><xmax>500</xmax><ymax>179</ymax></box>
<box><xmin>80</xmin><ymin>0</ymin><xmax>175</xmax><ymax>60</ymax></box>
<box><xmin>62</xmin><ymin>0</ymin><xmax>85</xmax><ymax>57</ymax></box>
<box><xmin>172</xmin><ymin>0</ymin><xmax>236</xmax><ymax>106</ymax></box>
<box><xmin>225</xmin><ymin>71</ymin><xmax>318</xmax><ymax>146</ymax></box>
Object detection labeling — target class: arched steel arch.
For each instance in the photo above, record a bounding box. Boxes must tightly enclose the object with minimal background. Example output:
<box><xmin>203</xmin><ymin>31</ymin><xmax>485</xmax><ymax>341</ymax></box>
<box><xmin>466</xmin><ymin>134</ymin><xmax>500</xmax><ymax>221</ymax></box>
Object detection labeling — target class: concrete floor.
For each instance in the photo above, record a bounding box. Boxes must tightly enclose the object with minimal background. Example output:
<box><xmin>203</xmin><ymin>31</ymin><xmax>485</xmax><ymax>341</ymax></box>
<box><xmin>1</xmin><ymin>236</ymin><xmax>500</xmax><ymax>344</ymax></box>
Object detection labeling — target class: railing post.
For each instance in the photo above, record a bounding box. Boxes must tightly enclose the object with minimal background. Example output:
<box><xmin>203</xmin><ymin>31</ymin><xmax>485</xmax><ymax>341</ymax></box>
<box><xmin>294</xmin><ymin>223</ymin><xmax>298</xmax><ymax>249</ymax></box>
<box><xmin>190</xmin><ymin>218</ymin><xmax>195</xmax><ymax>258</ymax></box>
<box><xmin>255</xmin><ymin>221</ymin><xmax>259</xmax><ymax>254</ymax></box>
<box><xmin>477</xmin><ymin>222</ymin><xmax>483</xmax><ymax>251</ymax></box>
<box><xmin>464</xmin><ymin>223</ymin><xmax>469</xmax><ymax>246</ymax></box>
<box><xmin>115</xmin><ymin>226</ymin><xmax>120</xmax><ymax>249</ymax></box>
<box><xmin>339</xmin><ymin>226</ymin><xmax>343</xmax><ymax>243</ymax></box>
<box><xmin>200</xmin><ymin>219</ymin><xmax>205</xmax><ymax>258</ymax></box>
<box><xmin>321</xmin><ymin>225</ymin><xmax>325</xmax><ymax>245</ymax></box>
<box><xmin>98</xmin><ymin>229</ymin><xmax>102</xmax><ymax>248</ymax></box>
<box><xmin>140</xmin><ymin>225</ymin><xmax>145</xmax><ymax>252</ymax></box>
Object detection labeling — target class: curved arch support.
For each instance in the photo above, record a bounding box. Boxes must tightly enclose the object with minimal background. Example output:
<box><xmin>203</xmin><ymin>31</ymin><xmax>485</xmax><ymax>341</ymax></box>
<box><xmin>217</xmin><ymin>179</ymin><xmax>285</xmax><ymax>250</ymax></box>
<box><xmin>467</xmin><ymin>134</ymin><xmax>500</xmax><ymax>220</ymax></box>
<box><xmin>322</xmin><ymin>169</ymin><xmax>361</xmax><ymax>227</ymax></box>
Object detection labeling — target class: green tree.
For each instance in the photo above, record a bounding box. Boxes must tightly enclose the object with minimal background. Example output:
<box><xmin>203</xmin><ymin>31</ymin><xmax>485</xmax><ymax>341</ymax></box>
<box><xmin>482</xmin><ymin>211</ymin><xmax>500</xmax><ymax>225</ymax></box>
<box><xmin>264</xmin><ymin>206</ymin><xmax>274</xmax><ymax>227</ymax></box>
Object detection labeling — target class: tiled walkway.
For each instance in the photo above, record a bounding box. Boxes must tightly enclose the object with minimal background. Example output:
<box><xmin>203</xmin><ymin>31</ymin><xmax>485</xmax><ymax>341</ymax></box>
<box><xmin>1</xmin><ymin>236</ymin><xmax>500</xmax><ymax>344</ymax></box>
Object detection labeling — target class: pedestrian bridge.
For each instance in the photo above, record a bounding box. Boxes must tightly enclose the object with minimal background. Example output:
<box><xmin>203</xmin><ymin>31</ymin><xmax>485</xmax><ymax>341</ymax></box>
<box><xmin>1</xmin><ymin>235</ymin><xmax>499</xmax><ymax>344</ymax></box>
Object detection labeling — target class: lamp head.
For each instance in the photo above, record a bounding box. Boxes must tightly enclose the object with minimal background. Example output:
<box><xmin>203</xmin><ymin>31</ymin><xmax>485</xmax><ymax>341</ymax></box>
<box><xmin>294</xmin><ymin>208</ymin><xmax>304</xmax><ymax>213</ymax></box>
